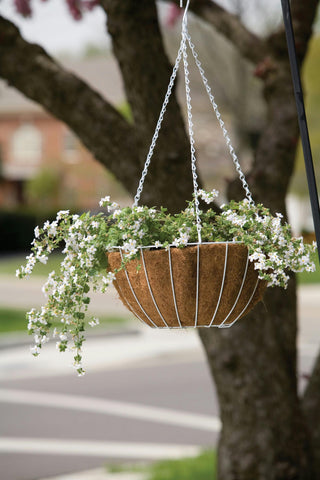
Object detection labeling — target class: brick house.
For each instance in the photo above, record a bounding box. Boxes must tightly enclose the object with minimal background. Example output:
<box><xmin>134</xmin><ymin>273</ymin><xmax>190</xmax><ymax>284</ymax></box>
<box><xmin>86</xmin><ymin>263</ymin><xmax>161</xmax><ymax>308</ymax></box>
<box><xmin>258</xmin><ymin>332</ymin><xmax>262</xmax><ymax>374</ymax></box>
<box><xmin>0</xmin><ymin>56</ymin><xmax>127</xmax><ymax>211</ymax></box>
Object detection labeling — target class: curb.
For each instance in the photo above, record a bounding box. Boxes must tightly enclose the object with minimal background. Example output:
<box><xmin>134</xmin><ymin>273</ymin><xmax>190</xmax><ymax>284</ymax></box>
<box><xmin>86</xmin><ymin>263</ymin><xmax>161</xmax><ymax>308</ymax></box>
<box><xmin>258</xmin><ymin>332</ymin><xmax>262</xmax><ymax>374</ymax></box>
<box><xmin>39</xmin><ymin>469</ymin><xmax>146</xmax><ymax>480</ymax></box>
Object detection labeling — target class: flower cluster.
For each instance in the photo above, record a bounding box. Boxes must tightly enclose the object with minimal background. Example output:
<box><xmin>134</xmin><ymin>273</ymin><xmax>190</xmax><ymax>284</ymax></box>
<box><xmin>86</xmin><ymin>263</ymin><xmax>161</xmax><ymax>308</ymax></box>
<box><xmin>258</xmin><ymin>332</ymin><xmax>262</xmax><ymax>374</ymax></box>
<box><xmin>218</xmin><ymin>200</ymin><xmax>316</xmax><ymax>287</ymax></box>
<box><xmin>18</xmin><ymin>191</ymin><xmax>317</xmax><ymax>375</ymax></box>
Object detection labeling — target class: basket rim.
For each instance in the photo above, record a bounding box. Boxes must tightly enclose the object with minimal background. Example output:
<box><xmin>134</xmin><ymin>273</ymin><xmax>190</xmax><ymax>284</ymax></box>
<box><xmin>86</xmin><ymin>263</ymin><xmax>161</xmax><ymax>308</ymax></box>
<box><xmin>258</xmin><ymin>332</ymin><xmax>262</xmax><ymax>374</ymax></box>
<box><xmin>107</xmin><ymin>241</ymin><xmax>244</xmax><ymax>252</ymax></box>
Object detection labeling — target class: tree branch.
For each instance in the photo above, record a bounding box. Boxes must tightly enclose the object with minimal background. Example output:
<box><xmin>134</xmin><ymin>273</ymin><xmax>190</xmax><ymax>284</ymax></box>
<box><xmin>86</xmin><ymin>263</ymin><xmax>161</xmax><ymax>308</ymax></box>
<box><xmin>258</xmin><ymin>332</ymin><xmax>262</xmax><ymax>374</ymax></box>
<box><xmin>268</xmin><ymin>0</ymin><xmax>319</xmax><ymax>63</ymax></box>
<box><xmin>0</xmin><ymin>14</ymin><xmax>141</xmax><ymax>195</ymax></box>
<box><xmin>165</xmin><ymin>0</ymin><xmax>269</xmax><ymax>64</ymax></box>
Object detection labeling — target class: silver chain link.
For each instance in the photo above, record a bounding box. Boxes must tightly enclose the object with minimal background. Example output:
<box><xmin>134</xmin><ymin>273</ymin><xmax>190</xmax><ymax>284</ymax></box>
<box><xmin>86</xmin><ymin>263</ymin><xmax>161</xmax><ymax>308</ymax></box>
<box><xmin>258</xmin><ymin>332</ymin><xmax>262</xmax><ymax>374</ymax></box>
<box><xmin>186</xmin><ymin>31</ymin><xmax>254</xmax><ymax>205</ymax></box>
<box><xmin>133</xmin><ymin>0</ymin><xmax>254</xmax><ymax>217</ymax></box>
<box><xmin>181</xmin><ymin>20</ymin><xmax>202</xmax><ymax>243</ymax></box>
<box><xmin>133</xmin><ymin>41</ymin><xmax>184</xmax><ymax>207</ymax></box>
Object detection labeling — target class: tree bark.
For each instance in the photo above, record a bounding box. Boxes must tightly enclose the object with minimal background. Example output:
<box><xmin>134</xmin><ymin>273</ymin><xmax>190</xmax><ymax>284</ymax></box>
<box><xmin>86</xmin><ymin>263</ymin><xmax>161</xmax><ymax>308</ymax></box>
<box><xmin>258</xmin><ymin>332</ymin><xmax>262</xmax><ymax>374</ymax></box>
<box><xmin>303</xmin><ymin>351</ymin><xmax>320</xmax><ymax>473</ymax></box>
<box><xmin>168</xmin><ymin>0</ymin><xmax>268</xmax><ymax>64</ymax></box>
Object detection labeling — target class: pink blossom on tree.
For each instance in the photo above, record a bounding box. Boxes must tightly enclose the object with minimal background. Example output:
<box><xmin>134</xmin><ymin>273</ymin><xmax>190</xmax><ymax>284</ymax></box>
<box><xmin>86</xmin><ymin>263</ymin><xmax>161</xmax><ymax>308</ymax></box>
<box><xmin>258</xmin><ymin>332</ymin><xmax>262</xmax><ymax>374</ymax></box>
<box><xmin>166</xmin><ymin>3</ymin><xmax>181</xmax><ymax>28</ymax></box>
<box><xmin>14</xmin><ymin>0</ymin><xmax>32</xmax><ymax>17</ymax></box>
<box><xmin>14</xmin><ymin>0</ymin><xmax>100</xmax><ymax>20</ymax></box>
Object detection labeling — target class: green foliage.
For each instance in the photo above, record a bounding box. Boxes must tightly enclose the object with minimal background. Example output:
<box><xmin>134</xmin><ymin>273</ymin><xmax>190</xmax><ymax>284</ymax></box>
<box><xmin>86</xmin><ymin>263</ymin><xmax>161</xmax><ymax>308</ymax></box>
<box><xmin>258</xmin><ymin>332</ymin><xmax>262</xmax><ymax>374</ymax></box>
<box><xmin>25</xmin><ymin>167</ymin><xmax>61</xmax><ymax>210</ymax></box>
<box><xmin>291</xmin><ymin>34</ymin><xmax>320</xmax><ymax>195</ymax></box>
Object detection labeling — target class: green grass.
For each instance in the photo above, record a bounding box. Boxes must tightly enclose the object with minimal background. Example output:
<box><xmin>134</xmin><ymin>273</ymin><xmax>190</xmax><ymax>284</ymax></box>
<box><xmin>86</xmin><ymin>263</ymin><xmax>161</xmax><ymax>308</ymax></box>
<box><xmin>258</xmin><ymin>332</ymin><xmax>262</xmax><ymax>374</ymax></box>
<box><xmin>0</xmin><ymin>308</ymin><xmax>29</xmax><ymax>333</ymax></box>
<box><xmin>0</xmin><ymin>253</ymin><xmax>64</xmax><ymax>277</ymax></box>
<box><xmin>108</xmin><ymin>450</ymin><xmax>216</xmax><ymax>480</ymax></box>
<box><xmin>0</xmin><ymin>307</ymin><xmax>128</xmax><ymax>334</ymax></box>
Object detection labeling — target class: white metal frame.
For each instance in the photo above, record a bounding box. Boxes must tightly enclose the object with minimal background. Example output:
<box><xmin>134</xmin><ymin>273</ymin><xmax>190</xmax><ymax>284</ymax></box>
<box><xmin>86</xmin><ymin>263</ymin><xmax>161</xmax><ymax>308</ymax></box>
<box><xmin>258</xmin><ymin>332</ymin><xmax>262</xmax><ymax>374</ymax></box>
<box><xmin>113</xmin><ymin>243</ymin><xmax>259</xmax><ymax>329</ymax></box>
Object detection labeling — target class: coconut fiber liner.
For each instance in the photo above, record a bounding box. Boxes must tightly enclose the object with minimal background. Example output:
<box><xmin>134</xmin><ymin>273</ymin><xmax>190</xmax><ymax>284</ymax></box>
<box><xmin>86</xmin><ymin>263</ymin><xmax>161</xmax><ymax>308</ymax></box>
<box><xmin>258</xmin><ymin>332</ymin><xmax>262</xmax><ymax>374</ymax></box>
<box><xmin>107</xmin><ymin>243</ymin><xmax>266</xmax><ymax>328</ymax></box>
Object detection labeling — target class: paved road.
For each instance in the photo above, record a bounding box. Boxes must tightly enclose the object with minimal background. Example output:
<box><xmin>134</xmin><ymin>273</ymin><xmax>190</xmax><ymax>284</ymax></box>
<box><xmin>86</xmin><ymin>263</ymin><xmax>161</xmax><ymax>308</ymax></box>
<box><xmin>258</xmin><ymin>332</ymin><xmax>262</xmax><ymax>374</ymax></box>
<box><xmin>0</xmin><ymin>276</ymin><xmax>318</xmax><ymax>480</ymax></box>
<box><xmin>0</xmin><ymin>332</ymin><xmax>217</xmax><ymax>480</ymax></box>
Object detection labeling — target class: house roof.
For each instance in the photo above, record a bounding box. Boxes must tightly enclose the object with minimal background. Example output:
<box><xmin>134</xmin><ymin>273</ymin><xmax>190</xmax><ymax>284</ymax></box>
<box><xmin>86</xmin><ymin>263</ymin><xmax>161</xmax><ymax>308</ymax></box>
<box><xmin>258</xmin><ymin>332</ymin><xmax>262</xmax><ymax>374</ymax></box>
<box><xmin>0</xmin><ymin>55</ymin><xmax>126</xmax><ymax>116</ymax></box>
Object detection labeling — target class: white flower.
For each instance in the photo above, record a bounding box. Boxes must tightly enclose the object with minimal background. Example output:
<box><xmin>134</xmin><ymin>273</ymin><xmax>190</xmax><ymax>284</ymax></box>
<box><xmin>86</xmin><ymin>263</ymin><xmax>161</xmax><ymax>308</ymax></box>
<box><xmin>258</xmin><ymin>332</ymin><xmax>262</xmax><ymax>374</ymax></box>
<box><xmin>57</xmin><ymin>210</ymin><xmax>70</xmax><ymax>220</ymax></box>
<box><xmin>123</xmin><ymin>239</ymin><xmax>138</xmax><ymax>255</ymax></box>
<box><xmin>87</xmin><ymin>245</ymin><xmax>97</xmax><ymax>256</ymax></box>
<box><xmin>113</xmin><ymin>210</ymin><xmax>122</xmax><ymax>218</ymax></box>
<box><xmin>38</xmin><ymin>255</ymin><xmax>48</xmax><ymax>265</ymax></box>
<box><xmin>198</xmin><ymin>189</ymin><xmax>219</xmax><ymax>204</ymax></box>
<box><xmin>300</xmin><ymin>255</ymin><xmax>310</xmax><ymax>266</ymax></box>
<box><xmin>24</xmin><ymin>265</ymin><xmax>33</xmax><ymax>275</ymax></box>
<box><xmin>48</xmin><ymin>221</ymin><xmax>58</xmax><ymax>236</ymax></box>
<box><xmin>306</xmin><ymin>263</ymin><xmax>316</xmax><ymax>272</ymax></box>
<box><xmin>74</xmin><ymin>219</ymin><xmax>83</xmax><ymax>229</ymax></box>
<box><xmin>34</xmin><ymin>226</ymin><xmax>40</xmax><ymax>238</ymax></box>
<box><xmin>108</xmin><ymin>202</ymin><xmax>119</xmax><ymax>212</ymax></box>
<box><xmin>179</xmin><ymin>233</ymin><xmax>189</xmax><ymax>245</ymax></box>
<box><xmin>268</xmin><ymin>252</ymin><xmax>282</xmax><ymax>266</ymax></box>
<box><xmin>102</xmin><ymin>272</ymin><xmax>116</xmax><ymax>285</ymax></box>
<box><xmin>89</xmin><ymin>318</ymin><xmax>100</xmax><ymax>327</ymax></box>
<box><xmin>91</xmin><ymin>221</ymin><xmax>99</xmax><ymax>229</ymax></box>
<box><xmin>99</xmin><ymin>195</ymin><xmax>110</xmax><ymax>207</ymax></box>
<box><xmin>30</xmin><ymin>345</ymin><xmax>41</xmax><ymax>355</ymax></box>
<box><xmin>154</xmin><ymin>241</ymin><xmax>162</xmax><ymax>248</ymax></box>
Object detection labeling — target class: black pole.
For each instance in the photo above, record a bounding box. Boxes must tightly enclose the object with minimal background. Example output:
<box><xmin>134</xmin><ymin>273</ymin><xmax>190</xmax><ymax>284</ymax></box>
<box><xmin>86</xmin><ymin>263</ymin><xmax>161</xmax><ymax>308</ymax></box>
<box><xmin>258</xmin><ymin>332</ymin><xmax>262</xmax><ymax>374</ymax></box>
<box><xmin>281</xmin><ymin>0</ymin><xmax>320</xmax><ymax>262</ymax></box>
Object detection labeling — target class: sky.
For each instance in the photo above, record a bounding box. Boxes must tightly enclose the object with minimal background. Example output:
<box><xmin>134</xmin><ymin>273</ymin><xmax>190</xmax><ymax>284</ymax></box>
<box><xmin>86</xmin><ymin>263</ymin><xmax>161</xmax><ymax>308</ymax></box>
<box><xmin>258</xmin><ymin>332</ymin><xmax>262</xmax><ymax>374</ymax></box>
<box><xmin>0</xmin><ymin>0</ymin><xmax>285</xmax><ymax>58</ymax></box>
<box><xmin>1</xmin><ymin>0</ymin><xmax>317</xmax><ymax>58</ymax></box>
<box><xmin>0</xmin><ymin>0</ymin><xmax>109</xmax><ymax>56</ymax></box>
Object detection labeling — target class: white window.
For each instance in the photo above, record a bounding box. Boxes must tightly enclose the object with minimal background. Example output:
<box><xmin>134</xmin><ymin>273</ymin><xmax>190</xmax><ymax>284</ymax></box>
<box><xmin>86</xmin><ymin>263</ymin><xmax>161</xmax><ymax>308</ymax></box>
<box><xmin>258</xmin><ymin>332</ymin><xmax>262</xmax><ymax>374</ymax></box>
<box><xmin>11</xmin><ymin>123</ymin><xmax>42</xmax><ymax>163</ymax></box>
<box><xmin>63</xmin><ymin>130</ymin><xmax>78</xmax><ymax>156</ymax></box>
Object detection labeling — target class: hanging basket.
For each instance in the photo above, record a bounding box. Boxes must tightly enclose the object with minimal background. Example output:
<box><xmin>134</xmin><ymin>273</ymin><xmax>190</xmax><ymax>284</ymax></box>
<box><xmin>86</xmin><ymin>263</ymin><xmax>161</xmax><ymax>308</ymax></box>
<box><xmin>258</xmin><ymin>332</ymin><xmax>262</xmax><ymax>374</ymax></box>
<box><xmin>107</xmin><ymin>0</ymin><xmax>268</xmax><ymax>330</ymax></box>
<box><xmin>108</xmin><ymin>243</ymin><xmax>266</xmax><ymax>328</ymax></box>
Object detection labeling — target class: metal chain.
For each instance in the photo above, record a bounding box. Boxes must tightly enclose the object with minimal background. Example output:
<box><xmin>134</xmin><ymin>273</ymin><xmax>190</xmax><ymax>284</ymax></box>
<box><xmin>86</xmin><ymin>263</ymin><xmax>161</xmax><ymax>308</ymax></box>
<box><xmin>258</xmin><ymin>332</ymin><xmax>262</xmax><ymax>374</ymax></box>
<box><xmin>133</xmin><ymin>0</ymin><xmax>253</xmax><ymax>221</ymax></box>
<box><xmin>133</xmin><ymin>41</ymin><xmax>184</xmax><ymax>207</ymax></box>
<box><xmin>181</xmin><ymin>20</ymin><xmax>202</xmax><ymax>243</ymax></box>
<box><xmin>186</xmin><ymin>30</ymin><xmax>254</xmax><ymax>205</ymax></box>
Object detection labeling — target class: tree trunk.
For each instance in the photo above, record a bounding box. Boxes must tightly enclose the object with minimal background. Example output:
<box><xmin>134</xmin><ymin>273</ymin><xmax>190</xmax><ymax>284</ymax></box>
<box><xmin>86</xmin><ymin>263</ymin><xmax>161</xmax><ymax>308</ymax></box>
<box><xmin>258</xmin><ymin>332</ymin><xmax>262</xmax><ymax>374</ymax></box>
<box><xmin>199</xmin><ymin>54</ymin><xmax>315</xmax><ymax>479</ymax></box>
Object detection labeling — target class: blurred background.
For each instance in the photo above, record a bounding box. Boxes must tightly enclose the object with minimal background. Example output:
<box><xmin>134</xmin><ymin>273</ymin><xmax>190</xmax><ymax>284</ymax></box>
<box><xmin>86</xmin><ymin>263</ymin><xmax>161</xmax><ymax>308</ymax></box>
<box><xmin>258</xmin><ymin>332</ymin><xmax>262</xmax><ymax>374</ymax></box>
<box><xmin>0</xmin><ymin>1</ymin><xmax>319</xmax><ymax>479</ymax></box>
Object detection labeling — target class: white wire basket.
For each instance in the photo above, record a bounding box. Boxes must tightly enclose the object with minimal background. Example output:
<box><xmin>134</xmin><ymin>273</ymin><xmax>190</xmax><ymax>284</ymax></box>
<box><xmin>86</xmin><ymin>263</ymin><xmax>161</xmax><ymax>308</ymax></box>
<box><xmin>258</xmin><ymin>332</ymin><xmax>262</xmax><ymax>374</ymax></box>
<box><xmin>108</xmin><ymin>242</ymin><xmax>266</xmax><ymax>329</ymax></box>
